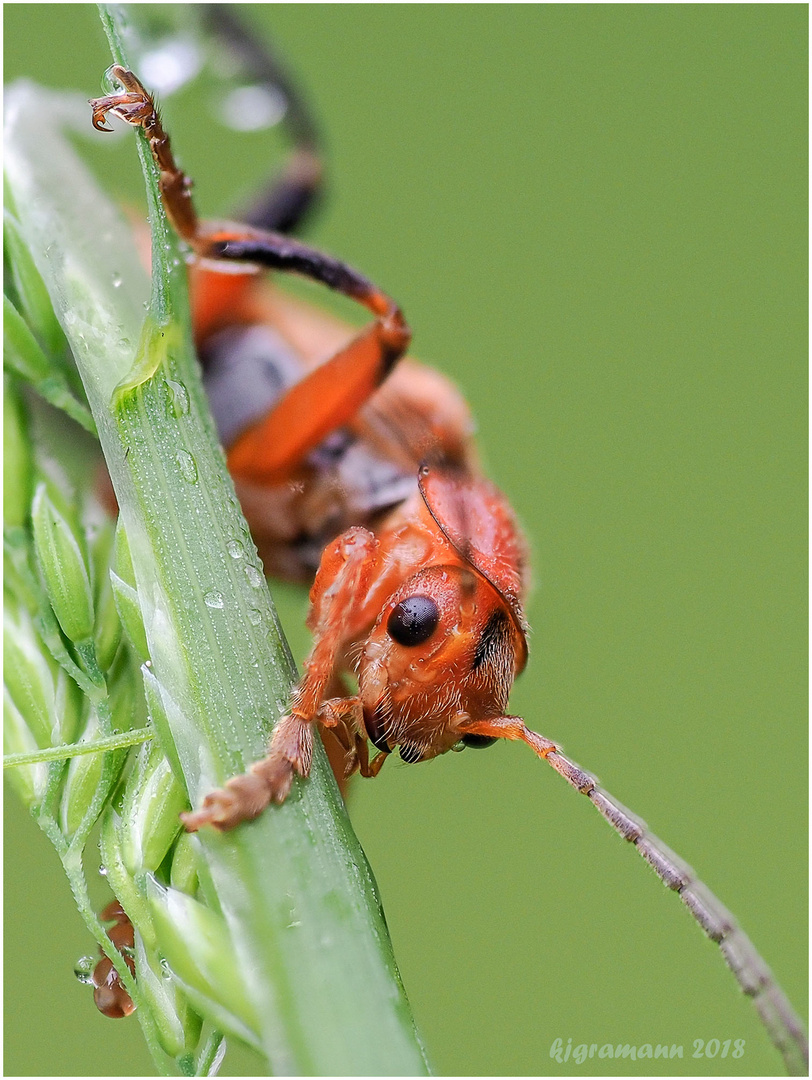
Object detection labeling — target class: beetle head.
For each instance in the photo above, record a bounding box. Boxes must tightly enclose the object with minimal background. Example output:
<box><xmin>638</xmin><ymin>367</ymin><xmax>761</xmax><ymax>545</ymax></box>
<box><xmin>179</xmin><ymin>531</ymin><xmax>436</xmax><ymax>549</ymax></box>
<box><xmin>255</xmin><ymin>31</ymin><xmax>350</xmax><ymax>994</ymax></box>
<box><xmin>358</xmin><ymin>561</ymin><xmax>525</xmax><ymax>763</ymax></box>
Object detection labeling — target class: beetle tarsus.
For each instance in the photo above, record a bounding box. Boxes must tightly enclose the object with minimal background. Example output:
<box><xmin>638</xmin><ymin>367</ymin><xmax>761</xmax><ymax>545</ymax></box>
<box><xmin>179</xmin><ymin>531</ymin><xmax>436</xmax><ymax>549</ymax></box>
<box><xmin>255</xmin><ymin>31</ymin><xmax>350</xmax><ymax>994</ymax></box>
<box><xmin>181</xmin><ymin>770</ymin><xmax>280</xmax><ymax>832</ymax></box>
<box><xmin>181</xmin><ymin>714</ymin><xmax>312</xmax><ymax>831</ymax></box>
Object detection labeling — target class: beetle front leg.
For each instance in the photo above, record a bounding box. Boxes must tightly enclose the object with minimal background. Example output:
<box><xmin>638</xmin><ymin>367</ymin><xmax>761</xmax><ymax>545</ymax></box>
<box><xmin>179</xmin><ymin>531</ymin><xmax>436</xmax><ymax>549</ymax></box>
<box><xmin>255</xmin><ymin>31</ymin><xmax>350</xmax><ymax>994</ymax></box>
<box><xmin>182</xmin><ymin>528</ymin><xmax>382</xmax><ymax>831</ymax></box>
<box><xmin>355</xmin><ymin>737</ymin><xmax>389</xmax><ymax>780</ymax></box>
<box><xmin>90</xmin><ymin>67</ymin><xmax>199</xmax><ymax>244</ymax></box>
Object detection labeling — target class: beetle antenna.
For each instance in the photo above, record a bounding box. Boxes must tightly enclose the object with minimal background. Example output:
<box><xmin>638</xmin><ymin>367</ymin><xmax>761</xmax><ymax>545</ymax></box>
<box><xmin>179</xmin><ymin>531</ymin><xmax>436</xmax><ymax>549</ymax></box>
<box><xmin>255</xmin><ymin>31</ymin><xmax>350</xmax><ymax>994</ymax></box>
<box><xmin>535</xmin><ymin>732</ymin><xmax>809</xmax><ymax>1075</ymax></box>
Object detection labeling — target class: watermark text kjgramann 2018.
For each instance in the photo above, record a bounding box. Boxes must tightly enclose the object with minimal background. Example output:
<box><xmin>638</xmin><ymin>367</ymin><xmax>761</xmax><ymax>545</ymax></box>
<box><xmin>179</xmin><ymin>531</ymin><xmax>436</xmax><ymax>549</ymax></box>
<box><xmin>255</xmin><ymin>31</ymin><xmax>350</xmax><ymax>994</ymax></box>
<box><xmin>549</xmin><ymin>1037</ymin><xmax>746</xmax><ymax>1065</ymax></box>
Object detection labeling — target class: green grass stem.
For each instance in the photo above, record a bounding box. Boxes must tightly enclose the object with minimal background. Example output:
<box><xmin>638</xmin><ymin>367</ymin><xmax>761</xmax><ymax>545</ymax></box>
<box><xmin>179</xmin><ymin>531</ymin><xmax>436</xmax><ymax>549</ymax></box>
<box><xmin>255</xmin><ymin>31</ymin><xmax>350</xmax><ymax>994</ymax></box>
<box><xmin>4</xmin><ymin>6</ymin><xmax>429</xmax><ymax>1074</ymax></box>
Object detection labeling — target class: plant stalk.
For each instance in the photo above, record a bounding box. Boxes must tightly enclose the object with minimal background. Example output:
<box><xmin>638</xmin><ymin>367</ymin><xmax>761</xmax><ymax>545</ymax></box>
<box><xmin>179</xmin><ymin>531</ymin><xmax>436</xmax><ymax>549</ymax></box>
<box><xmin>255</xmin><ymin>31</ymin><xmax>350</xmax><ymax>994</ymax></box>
<box><xmin>5</xmin><ymin>6</ymin><xmax>429</xmax><ymax>1073</ymax></box>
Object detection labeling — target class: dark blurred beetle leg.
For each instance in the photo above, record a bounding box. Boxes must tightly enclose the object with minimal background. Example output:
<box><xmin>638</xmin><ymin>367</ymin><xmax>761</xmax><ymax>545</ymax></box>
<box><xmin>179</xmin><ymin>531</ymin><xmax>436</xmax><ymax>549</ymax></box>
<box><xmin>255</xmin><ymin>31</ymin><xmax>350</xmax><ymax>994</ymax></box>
<box><xmin>204</xmin><ymin>3</ymin><xmax>324</xmax><ymax>235</ymax></box>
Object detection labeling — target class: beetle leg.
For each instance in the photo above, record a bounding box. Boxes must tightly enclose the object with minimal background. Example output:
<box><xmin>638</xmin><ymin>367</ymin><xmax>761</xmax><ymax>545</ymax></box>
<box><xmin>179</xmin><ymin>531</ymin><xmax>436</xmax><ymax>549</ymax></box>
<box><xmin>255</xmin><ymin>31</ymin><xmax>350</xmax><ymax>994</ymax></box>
<box><xmin>356</xmin><ymin>737</ymin><xmax>389</xmax><ymax>780</ymax></box>
<box><xmin>182</xmin><ymin>528</ymin><xmax>381</xmax><ymax>830</ymax></box>
<box><xmin>205</xmin><ymin>230</ymin><xmax>409</xmax><ymax>484</ymax></box>
<box><xmin>90</xmin><ymin>67</ymin><xmax>200</xmax><ymax>243</ymax></box>
<box><xmin>318</xmin><ymin>697</ymin><xmax>366</xmax><ymax>780</ymax></box>
<box><xmin>314</xmin><ymin>695</ymin><xmax>389</xmax><ymax>782</ymax></box>
<box><xmin>318</xmin><ymin>696</ymin><xmax>364</xmax><ymax>737</ymax></box>
<box><xmin>90</xmin><ymin>67</ymin><xmax>410</xmax><ymax>483</ymax></box>
<box><xmin>202</xmin><ymin>4</ymin><xmax>324</xmax><ymax>236</ymax></box>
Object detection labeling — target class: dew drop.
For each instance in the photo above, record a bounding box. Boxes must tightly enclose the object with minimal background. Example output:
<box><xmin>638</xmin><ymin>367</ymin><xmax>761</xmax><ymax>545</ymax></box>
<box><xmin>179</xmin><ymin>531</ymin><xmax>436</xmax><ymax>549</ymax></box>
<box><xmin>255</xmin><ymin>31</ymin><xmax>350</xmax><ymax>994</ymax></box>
<box><xmin>219</xmin><ymin>84</ymin><xmax>287</xmax><ymax>132</ymax></box>
<box><xmin>244</xmin><ymin>564</ymin><xmax>263</xmax><ymax>588</ymax></box>
<box><xmin>247</xmin><ymin>608</ymin><xmax>262</xmax><ymax>626</ymax></box>
<box><xmin>98</xmin><ymin>864</ymin><xmax>108</xmax><ymax>877</ymax></box>
<box><xmin>112</xmin><ymin>272</ymin><xmax>123</xmax><ymax>289</ymax></box>
<box><xmin>101</xmin><ymin>65</ymin><xmax>122</xmax><ymax>95</ymax></box>
<box><xmin>204</xmin><ymin>590</ymin><xmax>224</xmax><ymax>609</ymax></box>
<box><xmin>74</xmin><ymin>956</ymin><xmax>96</xmax><ymax>984</ymax></box>
<box><xmin>227</xmin><ymin>539</ymin><xmax>244</xmax><ymax>559</ymax></box>
<box><xmin>166</xmin><ymin>379</ymin><xmax>190</xmax><ymax>417</ymax></box>
<box><xmin>159</xmin><ymin>957</ymin><xmax>172</xmax><ymax>979</ymax></box>
<box><xmin>140</xmin><ymin>38</ymin><xmax>202</xmax><ymax>96</ymax></box>
<box><xmin>176</xmin><ymin>449</ymin><xmax>198</xmax><ymax>484</ymax></box>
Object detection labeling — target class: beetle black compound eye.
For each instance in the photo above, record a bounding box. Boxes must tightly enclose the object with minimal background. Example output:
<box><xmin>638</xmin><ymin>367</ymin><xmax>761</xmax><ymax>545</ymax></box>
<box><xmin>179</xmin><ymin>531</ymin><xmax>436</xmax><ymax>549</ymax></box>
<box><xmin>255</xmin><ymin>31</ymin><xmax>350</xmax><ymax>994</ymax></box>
<box><xmin>461</xmin><ymin>733</ymin><xmax>498</xmax><ymax>749</ymax></box>
<box><xmin>386</xmin><ymin>595</ymin><xmax>440</xmax><ymax>646</ymax></box>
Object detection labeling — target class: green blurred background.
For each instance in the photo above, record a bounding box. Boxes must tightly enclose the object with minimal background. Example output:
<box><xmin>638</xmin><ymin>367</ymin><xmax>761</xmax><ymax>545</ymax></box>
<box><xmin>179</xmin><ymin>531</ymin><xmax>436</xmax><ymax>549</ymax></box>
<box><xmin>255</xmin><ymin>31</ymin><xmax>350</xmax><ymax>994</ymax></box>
<box><xmin>4</xmin><ymin>4</ymin><xmax>807</xmax><ymax>1076</ymax></box>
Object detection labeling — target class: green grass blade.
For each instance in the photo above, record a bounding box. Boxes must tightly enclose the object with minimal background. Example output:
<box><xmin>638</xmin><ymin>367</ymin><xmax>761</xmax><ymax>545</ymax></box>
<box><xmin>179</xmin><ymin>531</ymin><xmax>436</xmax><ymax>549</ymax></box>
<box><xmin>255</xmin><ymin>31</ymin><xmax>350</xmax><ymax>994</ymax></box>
<box><xmin>5</xmin><ymin>8</ymin><xmax>429</xmax><ymax>1072</ymax></box>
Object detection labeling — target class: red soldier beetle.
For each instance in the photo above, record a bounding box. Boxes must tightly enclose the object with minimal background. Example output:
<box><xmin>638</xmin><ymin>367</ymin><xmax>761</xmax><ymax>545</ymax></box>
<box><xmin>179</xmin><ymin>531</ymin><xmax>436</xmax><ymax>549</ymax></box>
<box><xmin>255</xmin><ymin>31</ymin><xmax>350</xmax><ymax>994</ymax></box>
<box><xmin>79</xmin><ymin>11</ymin><xmax>806</xmax><ymax>1072</ymax></box>
<box><xmin>90</xmin><ymin>59</ymin><xmax>550</xmax><ymax>827</ymax></box>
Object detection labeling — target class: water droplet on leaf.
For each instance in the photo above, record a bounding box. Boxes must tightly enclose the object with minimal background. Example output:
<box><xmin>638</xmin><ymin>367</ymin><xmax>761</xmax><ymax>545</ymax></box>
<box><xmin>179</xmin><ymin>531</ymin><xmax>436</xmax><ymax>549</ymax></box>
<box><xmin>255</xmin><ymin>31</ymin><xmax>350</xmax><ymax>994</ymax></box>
<box><xmin>101</xmin><ymin>65</ymin><xmax>122</xmax><ymax>95</ymax></box>
<box><xmin>166</xmin><ymin>379</ymin><xmax>190</xmax><ymax>417</ymax></box>
<box><xmin>176</xmin><ymin>450</ymin><xmax>198</xmax><ymax>484</ymax></box>
<box><xmin>244</xmin><ymin>564</ymin><xmax>263</xmax><ymax>588</ymax></box>
<box><xmin>74</xmin><ymin>956</ymin><xmax>96</xmax><ymax>984</ymax></box>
